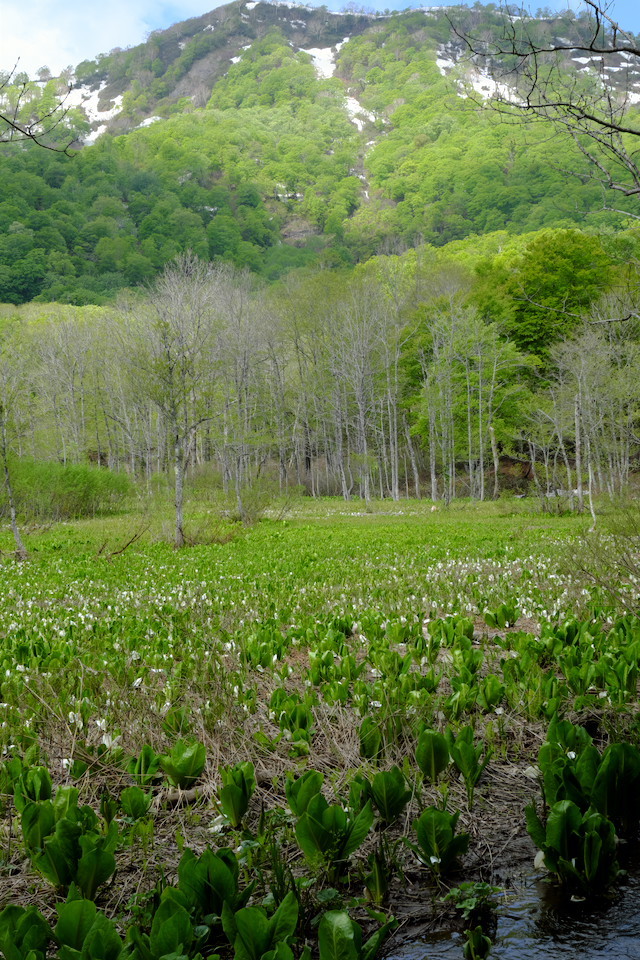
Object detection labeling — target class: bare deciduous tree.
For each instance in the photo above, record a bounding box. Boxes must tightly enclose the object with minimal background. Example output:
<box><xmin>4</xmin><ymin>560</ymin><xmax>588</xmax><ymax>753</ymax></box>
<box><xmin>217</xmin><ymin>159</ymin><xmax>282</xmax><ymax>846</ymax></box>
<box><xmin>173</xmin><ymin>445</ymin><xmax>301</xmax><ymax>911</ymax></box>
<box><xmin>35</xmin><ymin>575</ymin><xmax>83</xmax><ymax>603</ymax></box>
<box><xmin>1</xmin><ymin>63</ymin><xmax>76</xmax><ymax>153</ymax></box>
<box><xmin>116</xmin><ymin>254</ymin><xmax>224</xmax><ymax>548</ymax></box>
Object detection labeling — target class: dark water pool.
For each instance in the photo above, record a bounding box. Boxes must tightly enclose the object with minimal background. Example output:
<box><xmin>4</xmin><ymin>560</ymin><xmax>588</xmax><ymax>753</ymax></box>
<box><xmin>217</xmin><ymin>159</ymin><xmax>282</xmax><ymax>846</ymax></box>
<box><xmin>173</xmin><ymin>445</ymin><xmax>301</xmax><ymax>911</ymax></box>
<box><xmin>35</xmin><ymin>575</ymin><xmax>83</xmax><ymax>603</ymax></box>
<box><xmin>386</xmin><ymin>867</ymin><xmax>640</xmax><ymax>960</ymax></box>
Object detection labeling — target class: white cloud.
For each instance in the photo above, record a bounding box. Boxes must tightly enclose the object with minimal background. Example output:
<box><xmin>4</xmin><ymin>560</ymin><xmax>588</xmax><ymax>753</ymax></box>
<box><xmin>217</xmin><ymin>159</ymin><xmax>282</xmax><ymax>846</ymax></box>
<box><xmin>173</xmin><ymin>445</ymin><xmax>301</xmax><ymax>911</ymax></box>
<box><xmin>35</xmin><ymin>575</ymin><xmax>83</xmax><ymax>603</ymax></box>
<box><xmin>1</xmin><ymin>1</ymin><xmax>215</xmax><ymax>77</ymax></box>
<box><xmin>0</xmin><ymin>0</ymin><xmax>453</xmax><ymax>77</ymax></box>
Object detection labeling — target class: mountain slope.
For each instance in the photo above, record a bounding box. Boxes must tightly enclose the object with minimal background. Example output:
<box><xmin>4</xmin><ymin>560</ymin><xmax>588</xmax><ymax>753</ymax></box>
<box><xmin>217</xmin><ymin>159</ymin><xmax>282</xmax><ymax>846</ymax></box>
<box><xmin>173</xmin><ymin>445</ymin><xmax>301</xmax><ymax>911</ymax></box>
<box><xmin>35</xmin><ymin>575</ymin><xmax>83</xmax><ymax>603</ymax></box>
<box><xmin>68</xmin><ymin>1</ymin><xmax>374</xmax><ymax>136</ymax></box>
<box><xmin>1</xmin><ymin>1</ymin><xmax>639</xmax><ymax>304</ymax></box>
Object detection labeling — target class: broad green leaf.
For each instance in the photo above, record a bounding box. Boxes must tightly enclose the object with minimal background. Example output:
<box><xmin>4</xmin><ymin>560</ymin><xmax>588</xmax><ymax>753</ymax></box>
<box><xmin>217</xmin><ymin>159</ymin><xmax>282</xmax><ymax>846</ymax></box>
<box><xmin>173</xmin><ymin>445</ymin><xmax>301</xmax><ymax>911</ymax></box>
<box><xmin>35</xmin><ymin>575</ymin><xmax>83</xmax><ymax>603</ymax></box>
<box><xmin>233</xmin><ymin>908</ymin><xmax>271</xmax><ymax>960</ymax></box>
<box><xmin>33</xmin><ymin>836</ymin><xmax>75</xmax><ymax>890</ymax></box>
<box><xmin>414</xmin><ymin>807</ymin><xmax>469</xmax><ymax>874</ymax></box>
<box><xmin>266</xmin><ymin>944</ymin><xmax>294</xmax><ymax>960</ymax></box>
<box><xmin>545</xmin><ymin>800</ymin><xmax>582</xmax><ymax>861</ymax></box>
<box><xmin>21</xmin><ymin>800</ymin><xmax>55</xmax><ymax>853</ymax></box>
<box><xmin>53</xmin><ymin>786</ymin><xmax>80</xmax><ymax>822</ymax></box>
<box><xmin>359</xmin><ymin>718</ymin><xmax>383</xmax><ymax>761</ymax></box>
<box><xmin>524</xmin><ymin>802</ymin><xmax>546</xmax><ymax>850</ymax></box>
<box><xmin>128</xmin><ymin>745</ymin><xmax>162</xmax><ymax>786</ymax></box>
<box><xmin>591</xmin><ymin>742</ymin><xmax>640</xmax><ymax>831</ymax></box>
<box><xmin>270</xmin><ymin>891</ymin><xmax>298</xmax><ymax>943</ymax></box>
<box><xmin>574</xmin><ymin>745</ymin><xmax>601</xmax><ymax>799</ymax></box>
<box><xmin>285</xmin><ymin>770</ymin><xmax>323</xmax><ymax>816</ymax></box>
<box><xmin>582</xmin><ymin>828</ymin><xmax>603</xmax><ymax>886</ymax></box>
<box><xmin>76</xmin><ymin>840</ymin><xmax>116</xmax><ymax>901</ymax></box>
<box><xmin>477</xmin><ymin>675</ymin><xmax>505</xmax><ymax>711</ymax></box>
<box><xmin>14</xmin><ymin>766</ymin><xmax>52</xmax><ymax>814</ymax></box>
<box><xmin>81</xmin><ymin>912</ymin><xmax>125</xmax><ymax>960</ymax></box>
<box><xmin>415</xmin><ymin>730</ymin><xmax>449</xmax><ymax>782</ymax></box>
<box><xmin>178</xmin><ymin>847</ymin><xmax>238</xmax><ymax>917</ymax></box>
<box><xmin>546</xmin><ymin>718</ymin><xmax>592</xmax><ymax>755</ymax></box>
<box><xmin>361</xmin><ymin>918</ymin><xmax>398</xmax><ymax>960</ymax></box>
<box><xmin>342</xmin><ymin>801</ymin><xmax>374</xmax><ymax>859</ymax></box>
<box><xmin>221</xmin><ymin>900</ymin><xmax>238</xmax><ymax>946</ymax></box>
<box><xmin>120</xmin><ymin>786</ymin><xmax>152</xmax><ymax>821</ymax></box>
<box><xmin>55</xmin><ymin>898</ymin><xmax>97</xmax><ymax>948</ymax></box>
<box><xmin>149</xmin><ymin>893</ymin><xmax>193</xmax><ymax>957</ymax></box>
<box><xmin>295</xmin><ymin>794</ymin><xmax>330</xmax><ymax>864</ymax></box>
<box><xmin>220</xmin><ymin>762</ymin><xmax>256</xmax><ymax>794</ymax></box>
<box><xmin>370</xmin><ymin>767</ymin><xmax>411</xmax><ymax>824</ymax></box>
<box><xmin>318</xmin><ymin>911</ymin><xmax>359</xmax><ymax>960</ymax></box>
<box><xmin>218</xmin><ymin>784</ymin><xmax>248</xmax><ymax>828</ymax></box>
<box><xmin>0</xmin><ymin>905</ymin><xmax>50</xmax><ymax>959</ymax></box>
<box><xmin>58</xmin><ymin>947</ymin><xmax>84</xmax><ymax>960</ymax></box>
<box><xmin>160</xmin><ymin>740</ymin><xmax>206</xmax><ymax>789</ymax></box>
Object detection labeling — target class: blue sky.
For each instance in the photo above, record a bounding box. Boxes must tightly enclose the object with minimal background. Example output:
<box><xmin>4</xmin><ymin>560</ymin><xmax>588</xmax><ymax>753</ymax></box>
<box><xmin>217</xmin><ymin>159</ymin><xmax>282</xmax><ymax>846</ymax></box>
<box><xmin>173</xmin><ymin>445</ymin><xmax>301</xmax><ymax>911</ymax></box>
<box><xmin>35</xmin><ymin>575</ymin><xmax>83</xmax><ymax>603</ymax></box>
<box><xmin>2</xmin><ymin>0</ymin><xmax>638</xmax><ymax>79</ymax></box>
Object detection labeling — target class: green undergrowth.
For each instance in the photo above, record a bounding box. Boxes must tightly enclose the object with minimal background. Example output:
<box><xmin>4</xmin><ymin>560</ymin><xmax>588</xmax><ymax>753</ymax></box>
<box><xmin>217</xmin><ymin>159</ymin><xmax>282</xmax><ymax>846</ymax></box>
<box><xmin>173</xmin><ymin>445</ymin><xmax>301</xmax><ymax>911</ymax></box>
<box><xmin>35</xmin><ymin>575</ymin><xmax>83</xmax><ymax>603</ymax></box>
<box><xmin>0</xmin><ymin>498</ymin><xmax>638</xmax><ymax>958</ymax></box>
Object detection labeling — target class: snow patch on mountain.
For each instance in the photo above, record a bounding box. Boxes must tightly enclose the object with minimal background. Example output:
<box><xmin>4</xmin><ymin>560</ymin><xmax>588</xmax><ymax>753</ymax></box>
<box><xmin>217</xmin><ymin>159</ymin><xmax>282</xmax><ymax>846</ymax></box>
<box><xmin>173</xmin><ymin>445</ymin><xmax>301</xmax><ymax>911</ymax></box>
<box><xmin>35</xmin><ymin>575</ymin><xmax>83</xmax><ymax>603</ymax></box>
<box><xmin>264</xmin><ymin>0</ymin><xmax>351</xmax><ymax>14</ymax></box>
<box><xmin>264</xmin><ymin>0</ymin><xmax>315</xmax><ymax>9</ymax></box>
<box><xmin>230</xmin><ymin>44</ymin><xmax>253</xmax><ymax>64</ymax></box>
<box><xmin>463</xmin><ymin>68</ymin><xmax>516</xmax><ymax>101</ymax></box>
<box><xmin>436</xmin><ymin>56</ymin><xmax>455</xmax><ymax>73</ymax></box>
<box><xmin>67</xmin><ymin>82</ymin><xmax>122</xmax><ymax>124</ymax></box>
<box><xmin>303</xmin><ymin>38</ymin><xmax>348</xmax><ymax>79</ymax></box>
<box><xmin>344</xmin><ymin>96</ymin><xmax>376</xmax><ymax>131</ymax></box>
<box><xmin>67</xmin><ymin>81</ymin><xmax>124</xmax><ymax>141</ymax></box>
<box><xmin>435</xmin><ymin>44</ymin><xmax>520</xmax><ymax>103</ymax></box>
<box><xmin>304</xmin><ymin>47</ymin><xmax>336</xmax><ymax>78</ymax></box>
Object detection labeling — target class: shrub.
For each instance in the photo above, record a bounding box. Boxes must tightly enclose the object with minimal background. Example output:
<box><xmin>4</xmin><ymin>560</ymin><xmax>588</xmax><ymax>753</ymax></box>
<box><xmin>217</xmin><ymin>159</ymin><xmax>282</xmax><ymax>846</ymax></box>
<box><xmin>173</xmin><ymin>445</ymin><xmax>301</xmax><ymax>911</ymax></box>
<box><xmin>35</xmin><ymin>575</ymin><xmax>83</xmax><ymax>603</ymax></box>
<box><xmin>1</xmin><ymin>458</ymin><xmax>131</xmax><ymax>520</ymax></box>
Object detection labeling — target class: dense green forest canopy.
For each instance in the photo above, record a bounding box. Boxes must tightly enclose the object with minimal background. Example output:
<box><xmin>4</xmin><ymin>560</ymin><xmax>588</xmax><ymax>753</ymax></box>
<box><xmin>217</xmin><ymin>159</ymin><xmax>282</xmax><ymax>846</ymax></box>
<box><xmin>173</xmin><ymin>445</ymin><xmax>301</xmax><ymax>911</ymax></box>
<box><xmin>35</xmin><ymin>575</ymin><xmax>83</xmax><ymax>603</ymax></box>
<box><xmin>1</xmin><ymin>1</ymin><xmax>639</xmax><ymax>304</ymax></box>
<box><xmin>1</xmin><ymin>1</ymin><xmax>640</xmax><ymax>517</ymax></box>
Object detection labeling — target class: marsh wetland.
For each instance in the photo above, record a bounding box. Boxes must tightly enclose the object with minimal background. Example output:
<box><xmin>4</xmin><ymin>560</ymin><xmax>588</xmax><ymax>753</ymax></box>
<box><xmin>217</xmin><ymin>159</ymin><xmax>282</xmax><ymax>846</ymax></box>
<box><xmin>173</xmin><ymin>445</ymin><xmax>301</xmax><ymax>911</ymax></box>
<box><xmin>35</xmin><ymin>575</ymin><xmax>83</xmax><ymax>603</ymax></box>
<box><xmin>0</xmin><ymin>498</ymin><xmax>639</xmax><ymax>959</ymax></box>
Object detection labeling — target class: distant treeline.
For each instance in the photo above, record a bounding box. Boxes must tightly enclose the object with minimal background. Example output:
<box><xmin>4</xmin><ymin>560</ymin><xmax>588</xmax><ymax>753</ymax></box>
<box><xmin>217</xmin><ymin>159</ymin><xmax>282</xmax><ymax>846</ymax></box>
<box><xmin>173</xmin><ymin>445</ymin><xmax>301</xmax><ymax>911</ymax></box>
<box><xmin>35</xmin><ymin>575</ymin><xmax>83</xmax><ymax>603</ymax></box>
<box><xmin>1</xmin><ymin>236</ymin><xmax>638</xmax><ymax>512</ymax></box>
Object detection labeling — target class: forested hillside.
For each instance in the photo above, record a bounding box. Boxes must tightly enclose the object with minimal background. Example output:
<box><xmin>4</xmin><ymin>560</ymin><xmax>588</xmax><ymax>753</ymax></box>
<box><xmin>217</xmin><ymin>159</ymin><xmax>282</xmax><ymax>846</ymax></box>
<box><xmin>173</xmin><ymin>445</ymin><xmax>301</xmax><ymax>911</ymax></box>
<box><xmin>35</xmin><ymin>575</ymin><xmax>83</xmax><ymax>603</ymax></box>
<box><xmin>1</xmin><ymin>1</ymin><xmax>638</xmax><ymax>304</ymax></box>
<box><xmin>1</xmin><ymin>0</ymin><xmax>640</xmax><ymax>512</ymax></box>
<box><xmin>4</xmin><ymin>10</ymin><xmax>640</xmax><ymax>956</ymax></box>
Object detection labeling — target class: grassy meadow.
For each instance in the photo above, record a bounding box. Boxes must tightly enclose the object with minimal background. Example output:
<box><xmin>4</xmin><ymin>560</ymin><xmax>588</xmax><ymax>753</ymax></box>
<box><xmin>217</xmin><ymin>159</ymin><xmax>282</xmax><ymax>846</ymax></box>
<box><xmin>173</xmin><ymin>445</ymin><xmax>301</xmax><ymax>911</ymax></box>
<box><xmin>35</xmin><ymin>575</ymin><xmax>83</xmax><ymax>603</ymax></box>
<box><xmin>1</xmin><ymin>496</ymin><xmax>639</xmax><ymax>958</ymax></box>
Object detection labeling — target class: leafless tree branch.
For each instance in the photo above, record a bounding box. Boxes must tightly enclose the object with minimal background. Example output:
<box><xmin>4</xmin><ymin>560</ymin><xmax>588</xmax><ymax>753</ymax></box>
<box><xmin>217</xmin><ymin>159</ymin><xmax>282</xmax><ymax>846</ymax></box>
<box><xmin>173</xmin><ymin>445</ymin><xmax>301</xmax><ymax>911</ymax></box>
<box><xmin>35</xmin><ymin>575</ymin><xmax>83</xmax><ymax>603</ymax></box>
<box><xmin>450</xmin><ymin>1</ymin><xmax>640</xmax><ymax>198</ymax></box>
<box><xmin>0</xmin><ymin>61</ymin><xmax>77</xmax><ymax>154</ymax></box>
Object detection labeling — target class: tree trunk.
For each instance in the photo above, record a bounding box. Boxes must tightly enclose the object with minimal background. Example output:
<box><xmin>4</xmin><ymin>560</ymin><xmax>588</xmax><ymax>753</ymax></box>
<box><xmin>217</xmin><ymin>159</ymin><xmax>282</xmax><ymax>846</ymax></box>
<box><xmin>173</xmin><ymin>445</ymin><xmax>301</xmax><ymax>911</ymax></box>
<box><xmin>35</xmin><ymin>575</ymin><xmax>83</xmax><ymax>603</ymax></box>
<box><xmin>574</xmin><ymin>394</ymin><xmax>584</xmax><ymax>513</ymax></box>
<box><xmin>174</xmin><ymin>428</ymin><xmax>185</xmax><ymax>548</ymax></box>
<box><xmin>403</xmin><ymin>414</ymin><xmax>421</xmax><ymax>499</ymax></box>
<box><xmin>587</xmin><ymin>438</ymin><xmax>597</xmax><ymax>532</ymax></box>
<box><xmin>489</xmin><ymin>423</ymin><xmax>500</xmax><ymax>500</ymax></box>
